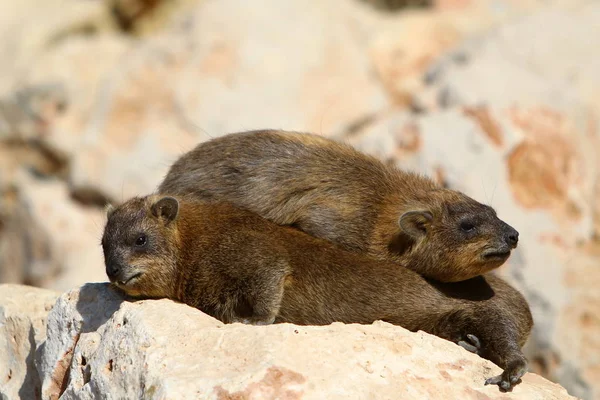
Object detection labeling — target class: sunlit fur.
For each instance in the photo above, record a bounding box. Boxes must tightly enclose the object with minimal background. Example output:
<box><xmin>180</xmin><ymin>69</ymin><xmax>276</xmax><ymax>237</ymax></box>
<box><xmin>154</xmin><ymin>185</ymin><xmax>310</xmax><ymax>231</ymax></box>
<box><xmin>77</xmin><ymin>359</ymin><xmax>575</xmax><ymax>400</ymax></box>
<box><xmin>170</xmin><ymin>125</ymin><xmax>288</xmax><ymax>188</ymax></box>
<box><xmin>102</xmin><ymin>197</ymin><xmax>180</xmax><ymax>299</ymax></box>
<box><xmin>158</xmin><ymin>129</ymin><xmax>519</xmax><ymax>283</ymax></box>
<box><xmin>101</xmin><ymin>194</ymin><xmax>533</xmax><ymax>390</ymax></box>
<box><xmin>374</xmin><ymin>188</ymin><xmax>518</xmax><ymax>282</ymax></box>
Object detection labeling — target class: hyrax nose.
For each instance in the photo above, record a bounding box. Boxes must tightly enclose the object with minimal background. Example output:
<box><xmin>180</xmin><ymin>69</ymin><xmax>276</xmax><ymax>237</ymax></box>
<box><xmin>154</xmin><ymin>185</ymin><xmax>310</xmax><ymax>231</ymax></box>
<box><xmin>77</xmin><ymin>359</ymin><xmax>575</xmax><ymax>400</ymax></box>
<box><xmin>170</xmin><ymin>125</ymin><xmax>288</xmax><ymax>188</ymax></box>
<box><xmin>505</xmin><ymin>226</ymin><xmax>519</xmax><ymax>247</ymax></box>
<box><xmin>106</xmin><ymin>263</ymin><xmax>120</xmax><ymax>280</ymax></box>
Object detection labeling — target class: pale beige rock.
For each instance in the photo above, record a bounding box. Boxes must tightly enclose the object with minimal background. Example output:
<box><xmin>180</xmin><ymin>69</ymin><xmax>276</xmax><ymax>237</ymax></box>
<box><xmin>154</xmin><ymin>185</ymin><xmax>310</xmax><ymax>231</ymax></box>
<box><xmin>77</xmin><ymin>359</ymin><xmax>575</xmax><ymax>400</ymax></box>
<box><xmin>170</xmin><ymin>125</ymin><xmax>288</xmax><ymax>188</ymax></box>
<box><xmin>364</xmin><ymin>0</ymin><xmax>589</xmax><ymax>112</ymax></box>
<box><xmin>38</xmin><ymin>283</ymin><xmax>576</xmax><ymax>400</ymax></box>
<box><xmin>418</xmin><ymin>4</ymin><xmax>600</xmax><ymax>112</ymax></box>
<box><xmin>24</xmin><ymin>35</ymin><xmax>132</xmax><ymax>161</ymax></box>
<box><xmin>1</xmin><ymin>173</ymin><xmax>107</xmax><ymax>292</ymax></box>
<box><xmin>0</xmin><ymin>284</ymin><xmax>59</xmax><ymax>400</ymax></box>
<box><xmin>369</xmin><ymin>12</ymin><xmax>462</xmax><ymax>107</ymax></box>
<box><xmin>30</xmin><ymin>0</ymin><xmax>389</xmax><ymax>202</ymax></box>
<box><xmin>0</xmin><ymin>183</ymin><xmax>59</xmax><ymax>287</ymax></box>
<box><xmin>0</xmin><ymin>0</ymin><xmax>108</xmax><ymax>95</ymax></box>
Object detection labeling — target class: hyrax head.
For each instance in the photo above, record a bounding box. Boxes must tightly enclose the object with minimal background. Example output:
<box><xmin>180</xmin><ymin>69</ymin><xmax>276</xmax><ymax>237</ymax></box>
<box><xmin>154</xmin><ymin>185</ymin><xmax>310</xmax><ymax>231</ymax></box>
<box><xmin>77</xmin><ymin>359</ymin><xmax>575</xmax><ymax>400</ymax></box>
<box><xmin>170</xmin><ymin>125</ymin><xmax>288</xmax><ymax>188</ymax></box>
<box><xmin>396</xmin><ymin>189</ymin><xmax>519</xmax><ymax>282</ymax></box>
<box><xmin>102</xmin><ymin>195</ymin><xmax>181</xmax><ymax>298</ymax></box>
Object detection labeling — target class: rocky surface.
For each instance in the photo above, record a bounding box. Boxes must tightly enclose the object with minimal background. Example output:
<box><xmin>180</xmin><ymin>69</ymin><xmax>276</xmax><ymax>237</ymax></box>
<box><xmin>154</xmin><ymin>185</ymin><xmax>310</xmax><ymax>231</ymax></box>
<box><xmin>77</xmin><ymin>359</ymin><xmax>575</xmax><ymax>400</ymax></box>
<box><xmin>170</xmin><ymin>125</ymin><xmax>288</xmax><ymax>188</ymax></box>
<box><xmin>0</xmin><ymin>284</ymin><xmax>59</xmax><ymax>400</ymax></box>
<box><xmin>1</xmin><ymin>0</ymin><xmax>599</xmax><ymax>398</ymax></box>
<box><xmin>35</xmin><ymin>283</ymin><xmax>576</xmax><ymax>400</ymax></box>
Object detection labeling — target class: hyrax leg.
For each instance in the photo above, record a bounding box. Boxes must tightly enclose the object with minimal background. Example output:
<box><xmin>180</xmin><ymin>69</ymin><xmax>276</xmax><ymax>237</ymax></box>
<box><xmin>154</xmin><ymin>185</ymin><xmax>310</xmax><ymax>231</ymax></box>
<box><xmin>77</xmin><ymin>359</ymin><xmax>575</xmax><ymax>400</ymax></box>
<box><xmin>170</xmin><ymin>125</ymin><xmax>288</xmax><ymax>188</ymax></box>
<box><xmin>457</xmin><ymin>334</ymin><xmax>481</xmax><ymax>354</ymax></box>
<box><xmin>483</xmin><ymin>356</ymin><xmax>528</xmax><ymax>391</ymax></box>
<box><xmin>433</xmin><ymin>309</ymin><xmax>528</xmax><ymax>392</ymax></box>
<box><xmin>230</xmin><ymin>258</ymin><xmax>290</xmax><ymax>326</ymax></box>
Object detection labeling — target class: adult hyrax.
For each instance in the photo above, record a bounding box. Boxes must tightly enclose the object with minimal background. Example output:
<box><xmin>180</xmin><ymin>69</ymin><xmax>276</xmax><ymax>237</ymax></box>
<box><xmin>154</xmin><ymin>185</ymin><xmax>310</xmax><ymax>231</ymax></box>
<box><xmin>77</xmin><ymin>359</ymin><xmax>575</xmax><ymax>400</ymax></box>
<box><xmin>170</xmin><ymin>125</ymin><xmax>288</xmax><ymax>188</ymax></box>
<box><xmin>102</xmin><ymin>195</ymin><xmax>533</xmax><ymax>391</ymax></box>
<box><xmin>158</xmin><ymin>130</ymin><xmax>519</xmax><ymax>282</ymax></box>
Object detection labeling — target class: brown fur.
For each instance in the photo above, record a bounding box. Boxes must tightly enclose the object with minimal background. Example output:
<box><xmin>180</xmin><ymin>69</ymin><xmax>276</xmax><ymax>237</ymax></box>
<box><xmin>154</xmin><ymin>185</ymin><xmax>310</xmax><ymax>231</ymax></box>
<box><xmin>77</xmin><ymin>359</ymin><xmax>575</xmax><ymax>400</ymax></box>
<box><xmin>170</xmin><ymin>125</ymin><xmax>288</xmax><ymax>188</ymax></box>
<box><xmin>102</xmin><ymin>195</ymin><xmax>533</xmax><ymax>390</ymax></box>
<box><xmin>158</xmin><ymin>130</ymin><xmax>519</xmax><ymax>282</ymax></box>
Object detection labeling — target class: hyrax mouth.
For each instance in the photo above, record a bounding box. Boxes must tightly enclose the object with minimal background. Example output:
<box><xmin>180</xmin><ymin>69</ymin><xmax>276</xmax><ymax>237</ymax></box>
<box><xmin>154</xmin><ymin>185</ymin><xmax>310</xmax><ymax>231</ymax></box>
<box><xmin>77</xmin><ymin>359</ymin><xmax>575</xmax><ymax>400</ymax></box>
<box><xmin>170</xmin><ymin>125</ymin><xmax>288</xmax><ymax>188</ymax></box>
<box><xmin>483</xmin><ymin>250</ymin><xmax>511</xmax><ymax>261</ymax></box>
<box><xmin>118</xmin><ymin>272</ymin><xmax>143</xmax><ymax>286</ymax></box>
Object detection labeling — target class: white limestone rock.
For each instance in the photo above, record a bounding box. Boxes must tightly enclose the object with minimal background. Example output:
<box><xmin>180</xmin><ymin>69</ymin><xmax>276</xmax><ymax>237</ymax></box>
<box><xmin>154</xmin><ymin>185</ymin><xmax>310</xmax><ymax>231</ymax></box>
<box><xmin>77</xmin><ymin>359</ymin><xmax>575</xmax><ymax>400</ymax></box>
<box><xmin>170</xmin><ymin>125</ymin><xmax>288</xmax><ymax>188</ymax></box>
<box><xmin>37</xmin><ymin>283</ymin><xmax>577</xmax><ymax>400</ymax></box>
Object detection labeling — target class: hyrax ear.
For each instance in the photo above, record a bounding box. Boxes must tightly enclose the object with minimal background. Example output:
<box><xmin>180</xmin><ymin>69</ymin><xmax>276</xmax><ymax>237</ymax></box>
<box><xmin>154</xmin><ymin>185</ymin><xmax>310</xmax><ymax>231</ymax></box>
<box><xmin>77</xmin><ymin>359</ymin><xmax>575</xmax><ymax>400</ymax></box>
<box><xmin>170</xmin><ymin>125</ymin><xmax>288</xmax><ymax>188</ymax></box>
<box><xmin>151</xmin><ymin>196</ymin><xmax>179</xmax><ymax>224</ymax></box>
<box><xmin>105</xmin><ymin>203</ymin><xmax>115</xmax><ymax>218</ymax></box>
<box><xmin>399</xmin><ymin>211</ymin><xmax>433</xmax><ymax>239</ymax></box>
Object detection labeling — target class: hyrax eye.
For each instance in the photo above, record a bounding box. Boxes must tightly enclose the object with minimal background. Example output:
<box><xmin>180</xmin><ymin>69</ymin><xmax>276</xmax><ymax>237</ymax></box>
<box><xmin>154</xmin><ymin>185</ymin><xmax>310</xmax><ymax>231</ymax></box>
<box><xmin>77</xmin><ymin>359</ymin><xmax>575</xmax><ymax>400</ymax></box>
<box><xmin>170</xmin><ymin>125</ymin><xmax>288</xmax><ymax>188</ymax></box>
<box><xmin>460</xmin><ymin>221</ymin><xmax>475</xmax><ymax>232</ymax></box>
<box><xmin>135</xmin><ymin>234</ymin><xmax>147</xmax><ymax>247</ymax></box>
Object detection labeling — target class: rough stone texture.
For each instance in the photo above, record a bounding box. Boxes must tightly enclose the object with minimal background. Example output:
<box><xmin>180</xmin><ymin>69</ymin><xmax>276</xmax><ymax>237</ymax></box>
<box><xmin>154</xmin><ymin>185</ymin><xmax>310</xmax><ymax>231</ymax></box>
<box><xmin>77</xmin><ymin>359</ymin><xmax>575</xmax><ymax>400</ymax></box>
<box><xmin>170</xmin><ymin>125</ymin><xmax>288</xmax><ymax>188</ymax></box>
<box><xmin>0</xmin><ymin>183</ymin><xmax>59</xmax><ymax>287</ymax></box>
<box><xmin>0</xmin><ymin>284</ymin><xmax>59</xmax><ymax>400</ymax></box>
<box><xmin>17</xmin><ymin>175</ymin><xmax>108</xmax><ymax>292</ymax></box>
<box><xmin>37</xmin><ymin>284</ymin><xmax>576</xmax><ymax>400</ymax></box>
<box><xmin>0</xmin><ymin>0</ymin><xmax>109</xmax><ymax>96</ymax></box>
<box><xmin>23</xmin><ymin>0</ymin><xmax>390</xmax><ymax>203</ymax></box>
<box><xmin>414</xmin><ymin>4</ymin><xmax>600</xmax><ymax>113</ymax></box>
<box><xmin>0</xmin><ymin>171</ymin><xmax>107</xmax><ymax>291</ymax></box>
<box><xmin>369</xmin><ymin>12</ymin><xmax>462</xmax><ymax>107</ymax></box>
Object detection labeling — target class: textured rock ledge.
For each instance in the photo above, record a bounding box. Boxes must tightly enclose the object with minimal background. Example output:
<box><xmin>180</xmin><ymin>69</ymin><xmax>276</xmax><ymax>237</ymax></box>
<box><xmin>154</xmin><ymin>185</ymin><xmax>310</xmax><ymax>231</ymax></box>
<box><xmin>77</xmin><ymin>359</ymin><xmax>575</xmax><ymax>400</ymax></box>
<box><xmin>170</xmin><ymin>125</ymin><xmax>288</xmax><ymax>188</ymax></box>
<box><xmin>0</xmin><ymin>284</ymin><xmax>60</xmax><ymax>400</ymax></box>
<box><xmin>25</xmin><ymin>283</ymin><xmax>575</xmax><ymax>400</ymax></box>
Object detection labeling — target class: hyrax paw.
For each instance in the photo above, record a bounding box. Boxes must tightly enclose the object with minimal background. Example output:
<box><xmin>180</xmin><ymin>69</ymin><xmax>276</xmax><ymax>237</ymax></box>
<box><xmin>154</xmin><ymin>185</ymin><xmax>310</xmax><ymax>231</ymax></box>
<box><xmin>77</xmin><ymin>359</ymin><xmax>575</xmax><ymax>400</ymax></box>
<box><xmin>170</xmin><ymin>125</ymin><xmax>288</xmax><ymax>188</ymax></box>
<box><xmin>233</xmin><ymin>316</ymin><xmax>275</xmax><ymax>325</ymax></box>
<box><xmin>458</xmin><ymin>334</ymin><xmax>481</xmax><ymax>354</ymax></box>
<box><xmin>251</xmin><ymin>317</ymin><xmax>276</xmax><ymax>326</ymax></box>
<box><xmin>484</xmin><ymin>359</ymin><xmax>527</xmax><ymax>392</ymax></box>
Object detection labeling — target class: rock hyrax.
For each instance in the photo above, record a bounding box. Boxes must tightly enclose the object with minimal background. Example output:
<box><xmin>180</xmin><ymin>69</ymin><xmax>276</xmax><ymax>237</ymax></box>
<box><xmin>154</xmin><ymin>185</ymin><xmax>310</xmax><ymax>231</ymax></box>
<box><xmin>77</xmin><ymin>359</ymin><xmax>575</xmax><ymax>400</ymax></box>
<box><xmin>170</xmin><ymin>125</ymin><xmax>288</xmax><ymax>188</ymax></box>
<box><xmin>102</xmin><ymin>195</ymin><xmax>533</xmax><ymax>391</ymax></box>
<box><xmin>158</xmin><ymin>130</ymin><xmax>519</xmax><ymax>282</ymax></box>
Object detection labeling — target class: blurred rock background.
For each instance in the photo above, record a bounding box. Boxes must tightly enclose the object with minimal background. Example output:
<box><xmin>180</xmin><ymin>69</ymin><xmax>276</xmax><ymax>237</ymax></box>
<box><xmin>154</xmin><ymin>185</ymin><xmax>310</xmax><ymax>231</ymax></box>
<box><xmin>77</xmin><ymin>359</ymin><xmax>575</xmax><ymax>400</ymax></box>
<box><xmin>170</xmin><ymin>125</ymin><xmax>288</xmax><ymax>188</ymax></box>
<box><xmin>0</xmin><ymin>0</ymin><xmax>598</xmax><ymax>398</ymax></box>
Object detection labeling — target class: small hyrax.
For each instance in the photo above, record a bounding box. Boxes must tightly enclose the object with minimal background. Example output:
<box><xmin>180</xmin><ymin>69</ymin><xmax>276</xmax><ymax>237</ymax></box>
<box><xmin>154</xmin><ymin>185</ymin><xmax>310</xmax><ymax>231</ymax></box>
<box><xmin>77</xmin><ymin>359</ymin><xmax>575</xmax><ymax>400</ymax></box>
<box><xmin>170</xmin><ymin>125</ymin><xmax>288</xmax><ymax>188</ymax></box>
<box><xmin>102</xmin><ymin>195</ymin><xmax>533</xmax><ymax>391</ymax></box>
<box><xmin>158</xmin><ymin>130</ymin><xmax>519</xmax><ymax>282</ymax></box>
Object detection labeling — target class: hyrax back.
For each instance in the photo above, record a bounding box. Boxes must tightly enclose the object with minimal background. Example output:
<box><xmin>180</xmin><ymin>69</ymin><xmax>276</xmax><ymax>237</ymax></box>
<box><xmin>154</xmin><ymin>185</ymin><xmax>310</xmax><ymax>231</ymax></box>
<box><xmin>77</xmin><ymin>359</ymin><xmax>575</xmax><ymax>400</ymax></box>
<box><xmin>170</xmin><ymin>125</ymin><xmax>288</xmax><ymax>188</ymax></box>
<box><xmin>158</xmin><ymin>130</ymin><xmax>519</xmax><ymax>282</ymax></box>
<box><xmin>102</xmin><ymin>195</ymin><xmax>533</xmax><ymax>391</ymax></box>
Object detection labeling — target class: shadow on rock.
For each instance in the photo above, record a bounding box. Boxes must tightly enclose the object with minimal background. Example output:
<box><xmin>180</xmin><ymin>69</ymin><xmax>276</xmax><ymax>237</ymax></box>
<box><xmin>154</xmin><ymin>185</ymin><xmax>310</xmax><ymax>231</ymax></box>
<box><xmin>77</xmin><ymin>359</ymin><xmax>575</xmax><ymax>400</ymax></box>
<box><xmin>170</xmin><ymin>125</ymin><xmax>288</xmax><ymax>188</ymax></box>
<box><xmin>75</xmin><ymin>282</ymin><xmax>126</xmax><ymax>333</ymax></box>
<box><xmin>19</xmin><ymin>325</ymin><xmax>42</xmax><ymax>400</ymax></box>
